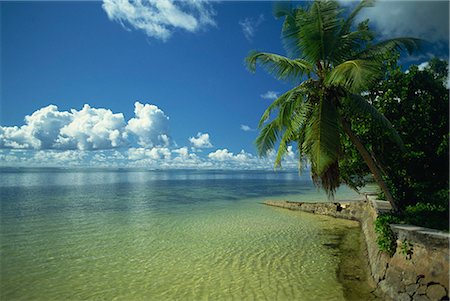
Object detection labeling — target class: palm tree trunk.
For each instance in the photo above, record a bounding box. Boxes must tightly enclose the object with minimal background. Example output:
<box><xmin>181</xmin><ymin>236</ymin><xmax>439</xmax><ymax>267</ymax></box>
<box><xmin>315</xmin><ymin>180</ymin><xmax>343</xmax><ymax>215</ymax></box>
<box><xmin>341</xmin><ymin>120</ymin><xmax>399</xmax><ymax>212</ymax></box>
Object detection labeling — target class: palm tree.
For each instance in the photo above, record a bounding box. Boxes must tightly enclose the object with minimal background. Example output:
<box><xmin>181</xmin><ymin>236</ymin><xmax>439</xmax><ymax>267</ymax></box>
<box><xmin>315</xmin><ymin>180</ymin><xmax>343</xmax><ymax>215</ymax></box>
<box><xmin>246</xmin><ymin>0</ymin><xmax>421</xmax><ymax>211</ymax></box>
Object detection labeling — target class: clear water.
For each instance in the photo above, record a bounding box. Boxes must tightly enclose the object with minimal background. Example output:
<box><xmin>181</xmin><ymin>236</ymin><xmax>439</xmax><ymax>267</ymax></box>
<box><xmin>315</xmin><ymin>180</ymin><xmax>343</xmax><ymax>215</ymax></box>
<box><xmin>0</xmin><ymin>168</ymin><xmax>369</xmax><ymax>300</ymax></box>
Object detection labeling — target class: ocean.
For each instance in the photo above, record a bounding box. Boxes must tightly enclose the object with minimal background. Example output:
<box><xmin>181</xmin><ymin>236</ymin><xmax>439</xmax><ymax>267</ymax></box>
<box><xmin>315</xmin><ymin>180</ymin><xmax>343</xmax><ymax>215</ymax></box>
<box><xmin>0</xmin><ymin>168</ymin><xmax>373</xmax><ymax>300</ymax></box>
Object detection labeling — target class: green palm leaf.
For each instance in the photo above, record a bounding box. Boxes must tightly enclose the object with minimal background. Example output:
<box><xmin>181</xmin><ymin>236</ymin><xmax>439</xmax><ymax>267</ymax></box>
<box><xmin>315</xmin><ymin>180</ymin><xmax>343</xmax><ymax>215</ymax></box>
<box><xmin>358</xmin><ymin>38</ymin><xmax>422</xmax><ymax>59</ymax></box>
<box><xmin>303</xmin><ymin>97</ymin><xmax>341</xmax><ymax>175</ymax></box>
<box><xmin>246</xmin><ymin>51</ymin><xmax>313</xmax><ymax>81</ymax></box>
<box><xmin>295</xmin><ymin>0</ymin><xmax>342</xmax><ymax>63</ymax></box>
<box><xmin>274</xmin><ymin>125</ymin><xmax>296</xmax><ymax>168</ymax></box>
<box><xmin>258</xmin><ymin>80</ymin><xmax>314</xmax><ymax>127</ymax></box>
<box><xmin>339</xmin><ymin>0</ymin><xmax>374</xmax><ymax>35</ymax></box>
<box><xmin>258</xmin><ymin>91</ymin><xmax>290</xmax><ymax>128</ymax></box>
<box><xmin>274</xmin><ymin>100</ymin><xmax>313</xmax><ymax>167</ymax></box>
<box><xmin>325</xmin><ymin>59</ymin><xmax>381</xmax><ymax>93</ymax></box>
<box><xmin>255</xmin><ymin>119</ymin><xmax>281</xmax><ymax>157</ymax></box>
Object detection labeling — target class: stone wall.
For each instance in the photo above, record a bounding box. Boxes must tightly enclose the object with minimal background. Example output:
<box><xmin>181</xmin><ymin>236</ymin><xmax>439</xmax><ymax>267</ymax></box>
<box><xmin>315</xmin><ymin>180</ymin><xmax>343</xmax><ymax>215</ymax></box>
<box><xmin>263</xmin><ymin>198</ymin><xmax>449</xmax><ymax>301</ymax></box>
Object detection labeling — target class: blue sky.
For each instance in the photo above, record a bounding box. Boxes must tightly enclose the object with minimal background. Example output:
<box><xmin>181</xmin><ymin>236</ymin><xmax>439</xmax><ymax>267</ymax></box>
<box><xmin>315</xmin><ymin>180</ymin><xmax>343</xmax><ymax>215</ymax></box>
<box><xmin>0</xmin><ymin>0</ymin><xmax>448</xmax><ymax>169</ymax></box>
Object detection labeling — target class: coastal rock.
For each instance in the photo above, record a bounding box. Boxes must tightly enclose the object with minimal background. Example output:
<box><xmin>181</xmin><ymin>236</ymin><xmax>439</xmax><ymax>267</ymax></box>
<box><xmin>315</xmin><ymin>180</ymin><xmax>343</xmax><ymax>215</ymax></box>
<box><xmin>417</xmin><ymin>285</ymin><xmax>428</xmax><ymax>295</ymax></box>
<box><xmin>426</xmin><ymin>284</ymin><xmax>447</xmax><ymax>301</ymax></box>
<box><xmin>398</xmin><ymin>292</ymin><xmax>412</xmax><ymax>301</ymax></box>
<box><xmin>413</xmin><ymin>294</ymin><xmax>431</xmax><ymax>301</ymax></box>
<box><xmin>384</xmin><ymin>266</ymin><xmax>405</xmax><ymax>294</ymax></box>
<box><xmin>406</xmin><ymin>284</ymin><xmax>420</xmax><ymax>296</ymax></box>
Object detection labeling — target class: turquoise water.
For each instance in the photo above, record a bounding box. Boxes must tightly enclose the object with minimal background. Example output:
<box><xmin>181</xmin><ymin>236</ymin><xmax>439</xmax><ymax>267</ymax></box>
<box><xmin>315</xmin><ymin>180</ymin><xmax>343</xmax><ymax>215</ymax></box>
<box><xmin>1</xmin><ymin>168</ymin><xmax>366</xmax><ymax>300</ymax></box>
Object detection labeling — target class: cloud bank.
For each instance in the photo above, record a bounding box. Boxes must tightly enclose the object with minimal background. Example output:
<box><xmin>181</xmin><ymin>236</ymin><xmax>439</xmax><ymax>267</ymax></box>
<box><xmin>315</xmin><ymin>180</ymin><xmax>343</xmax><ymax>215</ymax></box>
<box><xmin>0</xmin><ymin>146</ymin><xmax>298</xmax><ymax>170</ymax></box>
<box><xmin>102</xmin><ymin>0</ymin><xmax>216</xmax><ymax>41</ymax></box>
<box><xmin>1</xmin><ymin>103</ymin><xmax>299</xmax><ymax>170</ymax></box>
<box><xmin>0</xmin><ymin>102</ymin><xmax>169</xmax><ymax>150</ymax></box>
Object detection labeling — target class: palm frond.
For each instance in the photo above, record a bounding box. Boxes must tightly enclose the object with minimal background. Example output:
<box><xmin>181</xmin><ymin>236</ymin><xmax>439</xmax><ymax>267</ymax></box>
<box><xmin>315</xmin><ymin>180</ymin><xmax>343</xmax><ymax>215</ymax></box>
<box><xmin>357</xmin><ymin>38</ymin><xmax>423</xmax><ymax>59</ymax></box>
<box><xmin>279</xmin><ymin>6</ymin><xmax>307</xmax><ymax>58</ymax></box>
<box><xmin>274</xmin><ymin>126</ymin><xmax>296</xmax><ymax>168</ymax></box>
<box><xmin>258</xmin><ymin>80</ymin><xmax>315</xmax><ymax>127</ymax></box>
<box><xmin>325</xmin><ymin>59</ymin><xmax>381</xmax><ymax>93</ymax></box>
<box><xmin>273</xmin><ymin>1</ymin><xmax>295</xmax><ymax>19</ymax></box>
<box><xmin>246</xmin><ymin>51</ymin><xmax>314</xmax><ymax>81</ymax></box>
<box><xmin>303</xmin><ymin>97</ymin><xmax>341</xmax><ymax>175</ymax></box>
<box><xmin>274</xmin><ymin>101</ymin><xmax>313</xmax><ymax>167</ymax></box>
<box><xmin>297</xmin><ymin>130</ymin><xmax>307</xmax><ymax>172</ymax></box>
<box><xmin>339</xmin><ymin>0</ymin><xmax>374</xmax><ymax>35</ymax></box>
<box><xmin>330</xmin><ymin>20</ymin><xmax>374</xmax><ymax>64</ymax></box>
<box><xmin>296</xmin><ymin>0</ymin><xmax>343</xmax><ymax>63</ymax></box>
<box><xmin>258</xmin><ymin>91</ymin><xmax>290</xmax><ymax>128</ymax></box>
<box><xmin>255</xmin><ymin>119</ymin><xmax>281</xmax><ymax>157</ymax></box>
<box><xmin>311</xmin><ymin>161</ymin><xmax>340</xmax><ymax>198</ymax></box>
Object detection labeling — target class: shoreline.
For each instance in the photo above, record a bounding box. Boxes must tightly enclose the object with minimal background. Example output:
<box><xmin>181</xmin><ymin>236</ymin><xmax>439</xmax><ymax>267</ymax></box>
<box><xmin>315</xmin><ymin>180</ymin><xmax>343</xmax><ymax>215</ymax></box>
<box><xmin>264</xmin><ymin>199</ymin><xmax>380</xmax><ymax>299</ymax></box>
<box><xmin>336</xmin><ymin>223</ymin><xmax>379</xmax><ymax>300</ymax></box>
<box><xmin>263</xmin><ymin>199</ymin><xmax>449</xmax><ymax>301</ymax></box>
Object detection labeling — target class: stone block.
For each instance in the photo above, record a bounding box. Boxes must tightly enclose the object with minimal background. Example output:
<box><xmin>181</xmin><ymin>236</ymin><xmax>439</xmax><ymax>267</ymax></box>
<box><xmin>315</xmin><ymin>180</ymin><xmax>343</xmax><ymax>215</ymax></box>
<box><xmin>413</xmin><ymin>295</ymin><xmax>431</xmax><ymax>301</ymax></box>
<box><xmin>417</xmin><ymin>285</ymin><xmax>428</xmax><ymax>295</ymax></box>
<box><xmin>426</xmin><ymin>284</ymin><xmax>447</xmax><ymax>301</ymax></box>
<box><xmin>398</xmin><ymin>292</ymin><xmax>412</xmax><ymax>301</ymax></box>
<box><xmin>406</xmin><ymin>284</ymin><xmax>420</xmax><ymax>296</ymax></box>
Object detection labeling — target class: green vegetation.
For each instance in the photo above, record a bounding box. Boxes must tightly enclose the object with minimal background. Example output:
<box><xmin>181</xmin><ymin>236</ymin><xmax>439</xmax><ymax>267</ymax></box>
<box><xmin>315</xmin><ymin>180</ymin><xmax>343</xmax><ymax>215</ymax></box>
<box><xmin>246</xmin><ymin>0</ymin><xmax>421</xmax><ymax>211</ymax></box>
<box><xmin>340</xmin><ymin>57</ymin><xmax>449</xmax><ymax>207</ymax></box>
<box><xmin>374</xmin><ymin>214</ymin><xmax>400</xmax><ymax>256</ymax></box>
<box><xmin>400</xmin><ymin>239</ymin><xmax>413</xmax><ymax>260</ymax></box>
<box><xmin>340</xmin><ymin>56</ymin><xmax>449</xmax><ymax>230</ymax></box>
<box><xmin>375</xmin><ymin>200</ymin><xmax>448</xmax><ymax>255</ymax></box>
<box><xmin>402</xmin><ymin>203</ymin><xmax>448</xmax><ymax>230</ymax></box>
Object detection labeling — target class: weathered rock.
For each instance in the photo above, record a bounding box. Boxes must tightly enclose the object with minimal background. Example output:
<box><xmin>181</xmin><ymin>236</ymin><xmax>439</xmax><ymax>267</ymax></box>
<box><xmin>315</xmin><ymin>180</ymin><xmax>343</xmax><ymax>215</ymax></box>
<box><xmin>384</xmin><ymin>266</ymin><xmax>406</xmax><ymax>295</ymax></box>
<box><xmin>417</xmin><ymin>285</ymin><xmax>428</xmax><ymax>295</ymax></box>
<box><xmin>413</xmin><ymin>294</ymin><xmax>431</xmax><ymax>301</ymax></box>
<box><xmin>398</xmin><ymin>292</ymin><xmax>412</xmax><ymax>301</ymax></box>
<box><xmin>406</xmin><ymin>284</ymin><xmax>420</xmax><ymax>296</ymax></box>
<box><xmin>426</xmin><ymin>284</ymin><xmax>447</xmax><ymax>301</ymax></box>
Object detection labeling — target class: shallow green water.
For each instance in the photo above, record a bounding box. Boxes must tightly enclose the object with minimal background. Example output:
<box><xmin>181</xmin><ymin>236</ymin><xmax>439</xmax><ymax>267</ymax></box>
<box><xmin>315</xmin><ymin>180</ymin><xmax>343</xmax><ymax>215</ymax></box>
<box><xmin>1</xmin><ymin>169</ymin><xmax>369</xmax><ymax>300</ymax></box>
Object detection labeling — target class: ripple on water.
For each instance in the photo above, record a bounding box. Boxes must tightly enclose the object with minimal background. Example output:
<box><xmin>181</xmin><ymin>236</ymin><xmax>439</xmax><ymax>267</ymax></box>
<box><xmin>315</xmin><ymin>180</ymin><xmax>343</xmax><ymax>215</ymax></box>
<box><xmin>1</xmin><ymin>170</ymin><xmax>372</xmax><ymax>300</ymax></box>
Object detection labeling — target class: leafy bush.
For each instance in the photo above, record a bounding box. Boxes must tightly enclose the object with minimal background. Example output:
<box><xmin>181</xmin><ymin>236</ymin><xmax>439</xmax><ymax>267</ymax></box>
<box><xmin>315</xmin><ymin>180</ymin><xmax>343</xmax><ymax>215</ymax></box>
<box><xmin>340</xmin><ymin>57</ymin><xmax>449</xmax><ymax>213</ymax></box>
<box><xmin>374</xmin><ymin>203</ymin><xmax>448</xmax><ymax>255</ymax></box>
<box><xmin>402</xmin><ymin>202</ymin><xmax>449</xmax><ymax>231</ymax></box>
<box><xmin>374</xmin><ymin>214</ymin><xmax>401</xmax><ymax>256</ymax></box>
<box><xmin>400</xmin><ymin>239</ymin><xmax>413</xmax><ymax>260</ymax></box>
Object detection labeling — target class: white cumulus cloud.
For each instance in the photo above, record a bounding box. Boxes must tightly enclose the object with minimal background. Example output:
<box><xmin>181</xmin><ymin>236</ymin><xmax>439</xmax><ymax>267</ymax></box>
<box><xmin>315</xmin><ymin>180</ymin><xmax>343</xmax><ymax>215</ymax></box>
<box><xmin>260</xmin><ymin>91</ymin><xmax>278</xmax><ymax>100</ymax></box>
<box><xmin>189</xmin><ymin>132</ymin><xmax>212</xmax><ymax>148</ymax></box>
<box><xmin>208</xmin><ymin>148</ymin><xmax>253</xmax><ymax>163</ymax></box>
<box><xmin>57</xmin><ymin>104</ymin><xmax>128</xmax><ymax>150</ymax></box>
<box><xmin>0</xmin><ymin>105</ymin><xmax>71</xmax><ymax>149</ymax></box>
<box><xmin>128</xmin><ymin>147</ymin><xmax>171</xmax><ymax>161</ymax></box>
<box><xmin>126</xmin><ymin>102</ymin><xmax>170</xmax><ymax>148</ymax></box>
<box><xmin>102</xmin><ymin>0</ymin><xmax>216</xmax><ymax>41</ymax></box>
<box><xmin>1</xmin><ymin>102</ymin><xmax>170</xmax><ymax>151</ymax></box>
<box><xmin>0</xmin><ymin>104</ymin><xmax>128</xmax><ymax>150</ymax></box>
<box><xmin>208</xmin><ymin>148</ymin><xmax>235</xmax><ymax>161</ymax></box>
